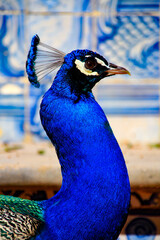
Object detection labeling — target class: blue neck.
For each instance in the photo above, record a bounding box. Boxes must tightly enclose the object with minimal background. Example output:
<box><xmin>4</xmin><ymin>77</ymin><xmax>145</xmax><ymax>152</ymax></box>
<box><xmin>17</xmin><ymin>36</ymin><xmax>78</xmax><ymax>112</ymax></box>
<box><xmin>40</xmin><ymin>67</ymin><xmax>130</xmax><ymax>239</ymax></box>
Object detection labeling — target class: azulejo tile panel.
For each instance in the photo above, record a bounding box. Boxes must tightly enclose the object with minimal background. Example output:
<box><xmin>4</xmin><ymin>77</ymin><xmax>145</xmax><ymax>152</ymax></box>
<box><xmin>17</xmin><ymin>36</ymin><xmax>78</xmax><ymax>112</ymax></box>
<box><xmin>116</xmin><ymin>0</ymin><xmax>159</xmax><ymax>12</ymax></box>
<box><xmin>27</xmin><ymin>14</ymin><xmax>92</xmax><ymax>53</ymax></box>
<box><xmin>0</xmin><ymin>0</ymin><xmax>159</xmax><ymax>143</ymax></box>
<box><xmin>0</xmin><ymin>82</ymin><xmax>25</xmax><ymax>142</ymax></box>
<box><xmin>97</xmin><ymin>15</ymin><xmax>159</xmax><ymax>79</ymax></box>
<box><xmin>97</xmin><ymin>84</ymin><xmax>160</xmax><ymax>115</ymax></box>
<box><xmin>27</xmin><ymin>0</ymin><xmax>91</xmax><ymax>13</ymax></box>
<box><xmin>0</xmin><ymin>14</ymin><xmax>25</xmax><ymax>79</ymax></box>
<box><xmin>0</xmin><ymin>0</ymin><xmax>24</xmax><ymax>11</ymax></box>
<box><xmin>97</xmin><ymin>0</ymin><xmax>159</xmax><ymax>13</ymax></box>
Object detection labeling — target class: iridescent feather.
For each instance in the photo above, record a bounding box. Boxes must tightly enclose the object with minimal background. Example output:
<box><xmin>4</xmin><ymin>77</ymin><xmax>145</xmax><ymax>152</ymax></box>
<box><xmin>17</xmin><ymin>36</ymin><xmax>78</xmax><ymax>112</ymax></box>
<box><xmin>0</xmin><ymin>195</ymin><xmax>44</xmax><ymax>239</ymax></box>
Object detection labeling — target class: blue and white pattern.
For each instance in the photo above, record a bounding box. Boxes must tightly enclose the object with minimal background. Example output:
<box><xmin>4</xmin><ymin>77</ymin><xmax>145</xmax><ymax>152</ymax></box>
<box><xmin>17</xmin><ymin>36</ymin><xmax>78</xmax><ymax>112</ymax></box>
<box><xmin>0</xmin><ymin>82</ymin><xmax>24</xmax><ymax>142</ymax></box>
<box><xmin>27</xmin><ymin>14</ymin><xmax>92</xmax><ymax>53</ymax></box>
<box><xmin>97</xmin><ymin>84</ymin><xmax>160</xmax><ymax>115</ymax></box>
<box><xmin>97</xmin><ymin>16</ymin><xmax>159</xmax><ymax>79</ymax></box>
<box><xmin>0</xmin><ymin>15</ymin><xmax>24</xmax><ymax>78</ymax></box>
<box><xmin>0</xmin><ymin>0</ymin><xmax>24</xmax><ymax>11</ymax></box>
<box><xmin>116</xmin><ymin>0</ymin><xmax>159</xmax><ymax>12</ymax></box>
<box><xmin>0</xmin><ymin>0</ymin><xmax>159</xmax><ymax>142</ymax></box>
<box><xmin>97</xmin><ymin>0</ymin><xmax>159</xmax><ymax>14</ymax></box>
<box><xmin>27</xmin><ymin>0</ymin><xmax>91</xmax><ymax>12</ymax></box>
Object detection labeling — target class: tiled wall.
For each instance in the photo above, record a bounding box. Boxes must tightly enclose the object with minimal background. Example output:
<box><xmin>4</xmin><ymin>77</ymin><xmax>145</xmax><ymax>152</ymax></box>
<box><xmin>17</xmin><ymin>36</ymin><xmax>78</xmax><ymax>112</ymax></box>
<box><xmin>0</xmin><ymin>0</ymin><xmax>159</xmax><ymax>143</ymax></box>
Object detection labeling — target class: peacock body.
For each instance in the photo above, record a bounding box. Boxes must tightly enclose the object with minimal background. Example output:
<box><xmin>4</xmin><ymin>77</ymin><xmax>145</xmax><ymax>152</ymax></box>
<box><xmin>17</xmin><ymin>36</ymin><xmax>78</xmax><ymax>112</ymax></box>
<box><xmin>0</xmin><ymin>35</ymin><xmax>130</xmax><ymax>240</ymax></box>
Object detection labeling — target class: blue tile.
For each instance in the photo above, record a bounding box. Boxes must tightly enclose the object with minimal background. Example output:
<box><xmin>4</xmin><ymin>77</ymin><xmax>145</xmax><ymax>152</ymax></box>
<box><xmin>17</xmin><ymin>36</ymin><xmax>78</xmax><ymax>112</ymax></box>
<box><xmin>0</xmin><ymin>15</ymin><xmax>25</xmax><ymax>78</ymax></box>
<box><xmin>27</xmin><ymin>14</ymin><xmax>92</xmax><ymax>54</ymax></box>
<box><xmin>98</xmin><ymin>0</ymin><xmax>159</xmax><ymax>13</ymax></box>
<box><xmin>97</xmin><ymin>16</ymin><xmax>160</xmax><ymax>79</ymax></box>
<box><xmin>0</xmin><ymin>0</ymin><xmax>24</xmax><ymax>11</ymax></box>
<box><xmin>27</xmin><ymin>0</ymin><xmax>91</xmax><ymax>12</ymax></box>
<box><xmin>0</xmin><ymin>82</ymin><xmax>25</xmax><ymax>142</ymax></box>
<box><xmin>117</xmin><ymin>0</ymin><xmax>159</xmax><ymax>12</ymax></box>
<box><xmin>97</xmin><ymin>85</ymin><xmax>160</xmax><ymax>115</ymax></box>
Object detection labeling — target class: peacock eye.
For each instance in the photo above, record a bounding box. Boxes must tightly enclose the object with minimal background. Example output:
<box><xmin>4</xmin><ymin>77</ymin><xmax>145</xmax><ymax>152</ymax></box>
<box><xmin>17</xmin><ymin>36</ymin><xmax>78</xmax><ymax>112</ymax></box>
<box><xmin>85</xmin><ymin>57</ymin><xmax>97</xmax><ymax>70</ymax></box>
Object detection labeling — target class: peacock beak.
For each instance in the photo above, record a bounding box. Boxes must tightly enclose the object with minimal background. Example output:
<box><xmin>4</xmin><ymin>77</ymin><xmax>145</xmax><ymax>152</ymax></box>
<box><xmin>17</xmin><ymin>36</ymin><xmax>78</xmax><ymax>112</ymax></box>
<box><xmin>105</xmin><ymin>63</ymin><xmax>131</xmax><ymax>76</ymax></box>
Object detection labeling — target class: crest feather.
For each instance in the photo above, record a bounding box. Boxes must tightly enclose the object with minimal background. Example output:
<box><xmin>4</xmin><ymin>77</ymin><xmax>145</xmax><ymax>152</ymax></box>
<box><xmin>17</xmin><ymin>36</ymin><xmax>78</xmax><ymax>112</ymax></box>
<box><xmin>26</xmin><ymin>34</ymin><xmax>65</xmax><ymax>88</ymax></box>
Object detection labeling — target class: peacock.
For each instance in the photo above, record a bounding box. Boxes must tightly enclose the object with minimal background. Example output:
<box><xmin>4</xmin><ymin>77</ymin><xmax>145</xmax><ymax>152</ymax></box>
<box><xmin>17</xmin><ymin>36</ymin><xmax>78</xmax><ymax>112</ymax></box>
<box><xmin>0</xmin><ymin>34</ymin><xmax>131</xmax><ymax>240</ymax></box>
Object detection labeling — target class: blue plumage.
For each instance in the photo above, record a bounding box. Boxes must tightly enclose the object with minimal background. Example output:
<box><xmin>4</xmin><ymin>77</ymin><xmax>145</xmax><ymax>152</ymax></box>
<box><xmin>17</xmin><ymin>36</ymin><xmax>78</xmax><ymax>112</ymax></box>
<box><xmin>26</xmin><ymin>34</ymin><xmax>40</xmax><ymax>87</ymax></box>
<box><xmin>26</xmin><ymin>35</ymin><xmax>65</xmax><ymax>88</ymax></box>
<box><xmin>1</xmin><ymin>35</ymin><xmax>131</xmax><ymax>240</ymax></box>
<box><xmin>37</xmin><ymin>49</ymin><xmax>131</xmax><ymax>239</ymax></box>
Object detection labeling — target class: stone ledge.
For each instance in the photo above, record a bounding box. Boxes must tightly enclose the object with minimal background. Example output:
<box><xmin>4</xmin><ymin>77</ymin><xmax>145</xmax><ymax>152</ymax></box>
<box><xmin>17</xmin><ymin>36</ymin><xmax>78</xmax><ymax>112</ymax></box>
<box><xmin>0</xmin><ymin>142</ymin><xmax>160</xmax><ymax>189</ymax></box>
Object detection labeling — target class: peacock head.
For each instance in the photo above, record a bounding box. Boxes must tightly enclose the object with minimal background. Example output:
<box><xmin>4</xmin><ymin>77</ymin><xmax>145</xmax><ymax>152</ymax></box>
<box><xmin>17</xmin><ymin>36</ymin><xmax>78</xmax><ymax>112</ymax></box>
<box><xmin>26</xmin><ymin>34</ymin><xmax>130</xmax><ymax>92</ymax></box>
<box><xmin>62</xmin><ymin>49</ymin><xmax>130</xmax><ymax>92</ymax></box>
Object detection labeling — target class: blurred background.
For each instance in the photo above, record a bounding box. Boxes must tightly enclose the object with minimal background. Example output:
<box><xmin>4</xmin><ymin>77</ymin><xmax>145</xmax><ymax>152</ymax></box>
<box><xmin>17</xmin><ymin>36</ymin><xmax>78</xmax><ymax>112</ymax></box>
<box><xmin>0</xmin><ymin>0</ymin><xmax>160</xmax><ymax>239</ymax></box>
<box><xmin>0</xmin><ymin>0</ymin><xmax>159</xmax><ymax>144</ymax></box>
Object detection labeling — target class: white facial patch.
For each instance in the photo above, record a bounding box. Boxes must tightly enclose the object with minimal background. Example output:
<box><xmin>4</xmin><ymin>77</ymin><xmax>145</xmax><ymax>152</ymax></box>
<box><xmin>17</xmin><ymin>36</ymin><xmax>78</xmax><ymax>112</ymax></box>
<box><xmin>95</xmin><ymin>57</ymin><xmax>108</xmax><ymax>67</ymax></box>
<box><xmin>75</xmin><ymin>59</ymin><xmax>98</xmax><ymax>76</ymax></box>
<box><xmin>85</xmin><ymin>55</ymin><xmax>108</xmax><ymax>68</ymax></box>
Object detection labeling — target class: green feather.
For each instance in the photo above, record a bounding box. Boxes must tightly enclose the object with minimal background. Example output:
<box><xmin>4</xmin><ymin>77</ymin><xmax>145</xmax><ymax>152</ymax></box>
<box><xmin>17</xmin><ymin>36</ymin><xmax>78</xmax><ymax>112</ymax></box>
<box><xmin>0</xmin><ymin>195</ymin><xmax>44</xmax><ymax>222</ymax></box>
